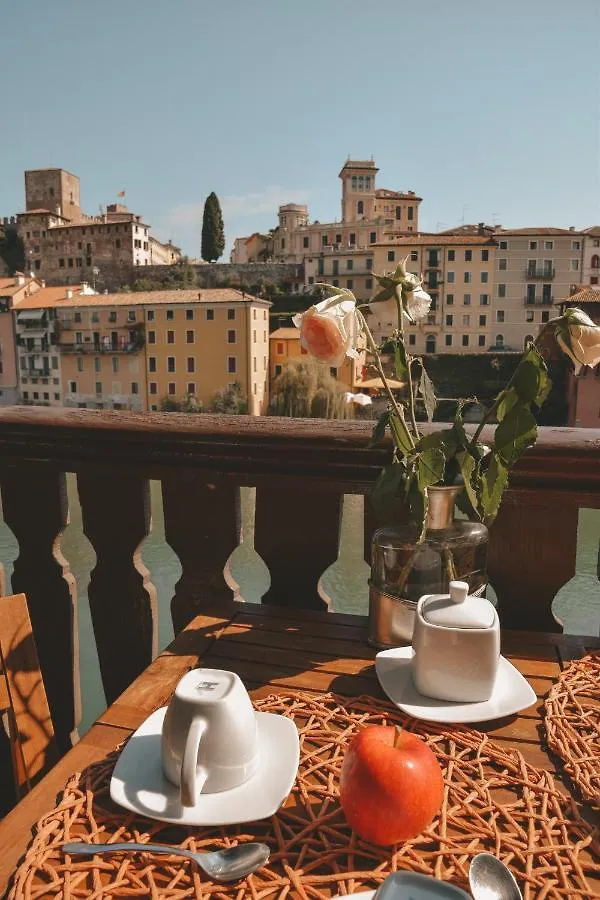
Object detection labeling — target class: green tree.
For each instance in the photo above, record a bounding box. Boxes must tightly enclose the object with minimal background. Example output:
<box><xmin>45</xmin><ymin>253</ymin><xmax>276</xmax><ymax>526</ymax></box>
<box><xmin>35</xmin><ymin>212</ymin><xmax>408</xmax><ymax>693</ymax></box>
<box><xmin>269</xmin><ymin>359</ymin><xmax>351</xmax><ymax>420</ymax></box>
<box><xmin>209</xmin><ymin>382</ymin><xmax>247</xmax><ymax>414</ymax></box>
<box><xmin>201</xmin><ymin>192</ymin><xmax>225</xmax><ymax>262</ymax></box>
<box><xmin>0</xmin><ymin>225</ymin><xmax>25</xmax><ymax>275</ymax></box>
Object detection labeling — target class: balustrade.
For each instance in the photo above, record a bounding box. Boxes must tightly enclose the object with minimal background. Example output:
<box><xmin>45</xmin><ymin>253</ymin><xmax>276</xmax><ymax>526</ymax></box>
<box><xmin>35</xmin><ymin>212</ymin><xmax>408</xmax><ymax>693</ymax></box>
<box><xmin>0</xmin><ymin>407</ymin><xmax>598</xmax><ymax>757</ymax></box>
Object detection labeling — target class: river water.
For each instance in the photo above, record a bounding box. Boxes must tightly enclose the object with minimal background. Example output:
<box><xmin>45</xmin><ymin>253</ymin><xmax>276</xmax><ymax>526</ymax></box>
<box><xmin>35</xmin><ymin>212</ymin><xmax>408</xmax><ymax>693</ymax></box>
<box><xmin>0</xmin><ymin>477</ymin><xmax>597</xmax><ymax>735</ymax></box>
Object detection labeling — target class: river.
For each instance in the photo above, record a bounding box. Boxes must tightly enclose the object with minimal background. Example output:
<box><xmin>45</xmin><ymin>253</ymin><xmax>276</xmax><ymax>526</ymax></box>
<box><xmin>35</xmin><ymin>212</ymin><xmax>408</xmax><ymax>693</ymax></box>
<box><xmin>0</xmin><ymin>477</ymin><xmax>597</xmax><ymax>735</ymax></box>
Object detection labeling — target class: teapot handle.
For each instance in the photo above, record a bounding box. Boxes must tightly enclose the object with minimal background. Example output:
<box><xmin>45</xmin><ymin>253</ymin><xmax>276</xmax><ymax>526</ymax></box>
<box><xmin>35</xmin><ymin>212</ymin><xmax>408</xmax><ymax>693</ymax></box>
<box><xmin>180</xmin><ymin>716</ymin><xmax>207</xmax><ymax>807</ymax></box>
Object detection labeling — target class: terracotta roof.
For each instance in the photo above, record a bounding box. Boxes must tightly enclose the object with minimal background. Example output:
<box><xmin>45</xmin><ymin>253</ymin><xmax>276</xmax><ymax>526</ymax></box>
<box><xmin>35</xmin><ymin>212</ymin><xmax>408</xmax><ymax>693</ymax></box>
<box><xmin>438</xmin><ymin>225</ymin><xmax>496</xmax><ymax>235</ymax></box>
<box><xmin>15</xmin><ymin>287</ymin><xmax>268</xmax><ymax>310</ymax></box>
<box><xmin>375</xmin><ymin>234</ymin><xmax>496</xmax><ymax>247</ymax></box>
<box><xmin>559</xmin><ymin>287</ymin><xmax>600</xmax><ymax>304</ymax></box>
<box><xmin>0</xmin><ymin>275</ymin><xmax>40</xmax><ymax>298</ymax></box>
<box><xmin>270</xmin><ymin>328</ymin><xmax>300</xmax><ymax>340</ymax></box>
<box><xmin>497</xmin><ymin>227</ymin><xmax>583</xmax><ymax>236</ymax></box>
<box><xmin>375</xmin><ymin>189</ymin><xmax>422</xmax><ymax>201</ymax></box>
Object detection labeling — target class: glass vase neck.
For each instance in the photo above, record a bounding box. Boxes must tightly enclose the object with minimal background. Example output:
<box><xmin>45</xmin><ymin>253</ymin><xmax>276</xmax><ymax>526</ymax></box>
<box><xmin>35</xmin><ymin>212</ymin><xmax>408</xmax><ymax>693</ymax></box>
<box><xmin>426</xmin><ymin>485</ymin><xmax>461</xmax><ymax>530</ymax></box>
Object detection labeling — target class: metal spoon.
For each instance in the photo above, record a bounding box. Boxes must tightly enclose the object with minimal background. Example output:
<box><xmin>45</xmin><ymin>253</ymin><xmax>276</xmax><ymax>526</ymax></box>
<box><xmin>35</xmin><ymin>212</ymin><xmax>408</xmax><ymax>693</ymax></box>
<box><xmin>469</xmin><ymin>853</ymin><xmax>523</xmax><ymax>900</ymax></box>
<box><xmin>62</xmin><ymin>840</ymin><xmax>270</xmax><ymax>882</ymax></box>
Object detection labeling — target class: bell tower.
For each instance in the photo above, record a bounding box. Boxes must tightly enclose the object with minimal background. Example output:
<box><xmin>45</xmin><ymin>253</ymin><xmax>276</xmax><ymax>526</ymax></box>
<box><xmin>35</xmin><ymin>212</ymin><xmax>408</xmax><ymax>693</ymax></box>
<box><xmin>339</xmin><ymin>159</ymin><xmax>378</xmax><ymax>223</ymax></box>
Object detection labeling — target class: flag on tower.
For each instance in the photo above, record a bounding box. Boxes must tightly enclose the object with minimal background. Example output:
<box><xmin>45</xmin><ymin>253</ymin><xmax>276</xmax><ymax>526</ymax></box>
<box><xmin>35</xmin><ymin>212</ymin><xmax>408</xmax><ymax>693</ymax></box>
<box><xmin>117</xmin><ymin>190</ymin><xmax>126</xmax><ymax>198</ymax></box>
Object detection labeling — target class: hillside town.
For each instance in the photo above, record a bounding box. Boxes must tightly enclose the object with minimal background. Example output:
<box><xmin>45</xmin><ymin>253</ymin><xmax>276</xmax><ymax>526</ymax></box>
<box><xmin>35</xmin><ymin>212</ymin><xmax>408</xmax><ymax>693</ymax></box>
<box><xmin>1</xmin><ymin>161</ymin><xmax>599</xmax><ymax>424</ymax></box>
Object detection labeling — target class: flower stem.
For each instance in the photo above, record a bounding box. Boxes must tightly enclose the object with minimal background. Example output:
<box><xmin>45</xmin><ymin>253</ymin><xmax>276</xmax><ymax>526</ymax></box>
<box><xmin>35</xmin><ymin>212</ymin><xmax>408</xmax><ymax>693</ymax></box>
<box><xmin>358</xmin><ymin>311</ymin><xmax>416</xmax><ymax>450</ymax></box>
<box><xmin>396</xmin><ymin>293</ymin><xmax>420</xmax><ymax>439</ymax></box>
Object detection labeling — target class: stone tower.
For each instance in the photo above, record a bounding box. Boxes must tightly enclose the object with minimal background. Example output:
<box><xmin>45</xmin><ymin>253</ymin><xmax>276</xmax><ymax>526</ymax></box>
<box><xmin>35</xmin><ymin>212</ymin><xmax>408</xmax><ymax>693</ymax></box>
<box><xmin>339</xmin><ymin>159</ymin><xmax>378</xmax><ymax>223</ymax></box>
<box><xmin>24</xmin><ymin>168</ymin><xmax>82</xmax><ymax>221</ymax></box>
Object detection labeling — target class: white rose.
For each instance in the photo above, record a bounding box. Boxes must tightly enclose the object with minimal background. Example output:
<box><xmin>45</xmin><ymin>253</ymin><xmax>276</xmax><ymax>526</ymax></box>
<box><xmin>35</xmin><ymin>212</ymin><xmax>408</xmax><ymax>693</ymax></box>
<box><xmin>370</xmin><ymin>285</ymin><xmax>432</xmax><ymax>330</ymax></box>
<box><xmin>557</xmin><ymin>312</ymin><xmax>600</xmax><ymax>375</ymax></box>
<box><xmin>293</xmin><ymin>293</ymin><xmax>360</xmax><ymax>367</ymax></box>
<box><xmin>403</xmin><ymin>285</ymin><xmax>432</xmax><ymax>323</ymax></box>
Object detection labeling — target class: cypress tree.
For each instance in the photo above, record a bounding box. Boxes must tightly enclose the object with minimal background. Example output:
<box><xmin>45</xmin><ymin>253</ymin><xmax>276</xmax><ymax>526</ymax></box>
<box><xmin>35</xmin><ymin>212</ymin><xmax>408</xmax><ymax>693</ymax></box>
<box><xmin>201</xmin><ymin>192</ymin><xmax>225</xmax><ymax>262</ymax></box>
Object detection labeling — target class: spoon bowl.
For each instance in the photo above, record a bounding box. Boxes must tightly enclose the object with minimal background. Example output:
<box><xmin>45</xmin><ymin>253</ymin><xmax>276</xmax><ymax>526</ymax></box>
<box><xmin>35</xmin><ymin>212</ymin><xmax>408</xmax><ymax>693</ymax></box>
<box><xmin>469</xmin><ymin>853</ymin><xmax>523</xmax><ymax>900</ymax></box>
<box><xmin>62</xmin><ymin>840</ymin><xmax>270</xmax><ymax>882</ymax></box>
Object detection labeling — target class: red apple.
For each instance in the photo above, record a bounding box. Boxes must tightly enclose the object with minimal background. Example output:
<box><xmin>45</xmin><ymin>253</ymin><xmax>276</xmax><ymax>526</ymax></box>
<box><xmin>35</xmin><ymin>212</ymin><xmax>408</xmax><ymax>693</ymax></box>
<box><xmin>339</xmin><ymin>724</ymin><xmax>444</xmax><ymax>846</ymax></box>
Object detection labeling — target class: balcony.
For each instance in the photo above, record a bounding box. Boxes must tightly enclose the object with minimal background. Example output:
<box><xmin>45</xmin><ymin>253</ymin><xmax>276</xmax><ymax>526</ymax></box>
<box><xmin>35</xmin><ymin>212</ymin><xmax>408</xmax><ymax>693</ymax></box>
<box><xmin>57</xmin><ymin>339</ymin><xmax>144</xmax><ymax>354</ymax></box>
<box><xmin>524</xmin><ymin>296</ymin><xmax>554</xmax><ymax>306</ymax></box>
<box><xmin>525</xmin><ymin>267</ymin><xmax>555</xmax><ymax>279</ymax></box>
<box><xmin>0</xmin><ymin>407</ymin><xmax>597</xmax><ymax>760</ymax></box>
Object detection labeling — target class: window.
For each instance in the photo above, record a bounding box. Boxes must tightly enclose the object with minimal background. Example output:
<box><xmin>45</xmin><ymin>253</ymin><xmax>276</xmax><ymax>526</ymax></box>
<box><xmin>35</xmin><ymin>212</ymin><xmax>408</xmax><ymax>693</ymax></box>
<box><xmin>167</xmin><ymin>357</ymin><xmax>175</xmax><ymax>372</ymax></box>
<box><xmin>275</xmin><ymin>365</ymin><xmax>282</xmax><ymax>376</ymax></box>
<box><xmin>227</xmin><ymin>309</ymin><xmax>236</xmax><ymax>320</ymax></box>
<box><xmin>128</xmin><ymin>310</ymin><xmax>136</xmax><ymax>322</ymax></box>
<box><xmin>479</xmin><ymin>314</ymin><xmax>487</xmax><ymax>326</ymax></box>
<box><xmin>346</xmin><ymin>259</ymin><xmax>353</xmax><ymax>270</ymax></box>
<box><xmin>346</xmin><ymin>279</ymin><xmax>353</xmax><ymax>289</ymax></box>
<box><xmin>357</xmin><ymin>201</ymin><xmax>364</xmax><ymax>215</ymax></box>
<box><xmin>95</xmin><ymin>382</ymin><xmax>102</xmax><ymax>394</ymax></box>
<box><xmin>187</xmin><ymin>357</ymin><xmax>195</xmax><ymax>373</ymax></box>
<box><xmin>498</xmin><ymin>284</ymin><xmax>506</xmax><ymax>298</ymax></box>
<box><xmin>463</xmin><ymin>315</ymin><xmax>470</xmax><ymax>326</ymax></box>
<box><xmin>495</xmin><ymin>334</ymin><xmax>504</xmax><ymax>346</ymax></box>
<box><xmin>445</xmin><ymin>334</ymin><xmax>452</xmax><ymax>347</ymax></box>
<box><xmin>462</xmin><ymin>335</ymin><xmax>469</xmax><ymax>347</ymax></box>
<box><xmin>544</xmin><ymin>241</ymin><xmax>553</xmax><ymax>250</ymax></box>
<box><xmin>481</xmin><ymin>249</ymin><xmax>489</xmax><ymax>261</ymax></box>
<box><xmin>481</xmin><ymin>271</ymin><xmax>489</xmax><ymax>283</ymax></box>
<box><xmin>387</xmin><ymin>250</ymin><xmax>395</xmax><ymax>262</ymax></box>
<box><xmin>425</xmin><ymin>334</ymin><xmax>436</xmax><ymax>353</ymax></box>
<box><xmin>69</xmin><ymin>381</ymin><xmax>77</xmax><ymax>393</ymax></box>
<box><xmin>332</xmin><ymin>260</ymin><xmax>339</xmax><ymax>276</ymax></box>
<box><xmin>148</xmin><ymin>330</ymin><xmax>156</xmax><ymax>344</ymax></box>
<box><xmin>166</xmin><ymin>309</ymin><xmax>174</xmax><ymax>320</ymax></box>
<box><xmin>464</xmin><ymin>250</ymin><xmax>472</xmax><ymax>261</ymax></box>
<box><xmin>167</xmin><ymin>330</ymin><xmax>175</xmax><ymax>344</ymax></box>
<box><xmin>187</xmin><ymin>383</ymin><xmax>196</xmax><ymax>394</ymax></box>
<box><xmin>303</xmin><ymin>236</ymin><xmax>309</xmax><ymax>248</ymax></box>
<box><xmin>370</xmin><ymin>232</ymin><xmax>376</xmax><ymax>243</ymax></box>
<box><xmin>206</xmin><ymin>308</ymin><xmax>215</xmax><ymax>320</ymax></box>
<box><xmin>463</xmin><ymin>294</ymin><xmax>471</xmax><ymax>305</ymax></box>
<box><xmin>168</xmin><ymin>383</ymin><xmax>176</xmax><ymax>395</ymax></box>
<box><xmin>411</xmin><ymin>250</ymin><xmax>418</xmax><ymax>261</ymax></box>
<box><xmin>228</xmin><ymin>329</ymin><xmax>236</xmax><ymax>344</ymax></box>
<box><xmin>408</xmin><ymin>334</ymin><xmax>416</xmax><ymax>346</ymax></box>
<box><xmin>463</xmin><ymin>272</ymin><xmax>472</xmax><ymax>283</ymax></box>
<box><xmin>407</xmin><ymin>207</ymin><xmax>414</xmax><ymax>221</ymax></box>
<box><xmin>366</xmin><ymin>258</ymin><xmax>373</xmax><ymax>270</ymax></box>
<box><xmin>91</xmin><ymin>311</ymin><xmax>100</xmax><ymax>323</ymax></box>
<box><xmin>496</xmin><ymin>310</ymin><xmax>505</xmax><ymax>323</ymax></box>
<box><xmin>499</xmin><ymin>240</ymin><xmax>508</xmax><ymax>250</ymax></box>
<box><xmin>59</xmin><ymin>258</ymin><xmax>65</xmax><ymax>268</ymax></box>
<box><xmin>74</xmin><ymin>312</ymin><xmax>82</xmax><ymax>323</ymax></box>
<box><xmin>76</xmin><ymin>357</ymin><xmax>84</xmax><ymax>372</ymax></box>
<box><xmin>112</xmin><ymin>358</ymin><xmax>119</xmax><ymax>372</ymax></box>
<box><xmin>446</xmin><ymin>314</ymin><xmax>453</xmax><ymax>326</ymax></box>
<box><xmin>366</xmin><ymin>278</ymin><xmax>373</xmax><ymax>289</ymax></box>
<box><xmin>447</xmin><ymin>272</ymin><xmax>455</xmax><ymax>284</ymax></box>
<box><xmin>228</xmin><ymin>356</ymin><xmax>236</xmax><ymax>374</ymax></box>
<box><xmin>149</xmin><ymin>382</ymin><xmax>157</xmax><ymax>395</ymax></box>
<box><xmin>446</xmin><ymin>293</ymin><xmax>454</xmax><ymax>305</ymax></box>
<box><xmin>592</xmin><ymin>276</ymin><xmax>599</xmax><ymax>284</ymax></box>
<box><xmin>149</xmin><ymin>357</ymin><xmax>156</xmax><ymax>372</ymax></box>
<box><xmin>541</xmin><ymin>311</ymin><xmax>550</xmax><ymax>323</ymax></box>
<box><xmin>349</xmin><ymin>233</ymin><xmax>356</xmax><ymax>245</ymax></box>
<box><xmin>499</xmin><ymin>258</ymin><xmax>507</xmax><ymax>270</ymax></box>
<box><xmin>447</xmin><ymin>250</ymin><xmax>455</xmax><ymax>261</ymax></box>
<box><xmin>109</xmin><ymin>311</ymin><xmax>117</xmax><ymax>322</ymax></box>
<box><xmin>186</xmin><ymin>309</ymin><xmax>194</xmax><ymax>320</ymax></box>
<box><xmin>526</xmin><ymin>310</ymin><xmax>534</xmax><ymax>323</ymax></box>
<box><xmin>54</xmin><ymin>393</ymin><xmax>60</xmax><ymax>400</ymax></box>
<box><xmin>322</xmin><ymin>235</ymin><xmax>328</xmax><ymax>247</ymax></box>
<box><xmin>570</xmin><ymin>259</ymin><xmax>580</xmax><ymax>270</ymax></box>
<box><xmin>395</xmin><ymin>206</ymin><xmax>402</xmax><ymax>220</ymax></box>
<box><xmin>479</xmin><ymin>294</ymin><xmax>489</xmax><ymax>305</ymax></box>
<box><xmin>591</xmin><ymin>254</ymin><xmax>600</xmax><ymax>269</ymax></box>
<box><xmin>94</xmin><ymin>358</ymin><xmax>101</xmax><ymax>372</ymax></box>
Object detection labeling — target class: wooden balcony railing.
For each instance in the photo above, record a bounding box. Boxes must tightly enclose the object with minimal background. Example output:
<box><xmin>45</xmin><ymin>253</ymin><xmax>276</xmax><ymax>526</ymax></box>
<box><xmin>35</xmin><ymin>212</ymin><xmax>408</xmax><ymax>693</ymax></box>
<box><xmin>0</xmin><ymin>407</ymin><xmax>599</xmax><ymax>758</ymax></box>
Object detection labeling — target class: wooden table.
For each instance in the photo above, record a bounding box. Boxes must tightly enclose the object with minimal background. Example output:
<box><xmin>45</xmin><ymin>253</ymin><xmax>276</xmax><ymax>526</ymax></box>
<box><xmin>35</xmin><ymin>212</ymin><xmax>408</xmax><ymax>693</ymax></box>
<box><xmin>0</xmin><ymin>601</ymin><xmax>598</xmax><ymax>896</ymax></box>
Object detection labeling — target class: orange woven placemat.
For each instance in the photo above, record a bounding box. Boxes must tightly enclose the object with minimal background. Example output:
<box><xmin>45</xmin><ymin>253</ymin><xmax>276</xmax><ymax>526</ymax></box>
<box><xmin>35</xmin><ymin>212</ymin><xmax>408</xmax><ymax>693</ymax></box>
<box><xmin>8</xmin><ymin>691</ymin><xmax>600</xmax><ymax>900</ymax></box>
<box><xmin>544</xmin><ymin>652</ymin><xmax>600</xmax><ymax>807</ymax></box>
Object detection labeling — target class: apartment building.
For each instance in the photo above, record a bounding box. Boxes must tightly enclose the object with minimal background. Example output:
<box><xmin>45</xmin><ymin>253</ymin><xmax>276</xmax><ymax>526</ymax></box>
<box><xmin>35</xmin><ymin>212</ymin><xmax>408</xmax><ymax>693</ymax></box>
<box><xmin>0</xmin><ymin>273</ymin><xmax>40</xmax><ymax>404</ymax></box>
<box><xmin>16</xmin><ymin>168</ymin><xmax>181</xmax><ymax>285</ymax></box>
<box><xmin>232</xmin><ymin>160</ymin><xmax>421</xmax><ymax>277</ymax></box>
<box><xmin>143</xmin><ymin>289</ymin><xmax>270</xmax><ymax>414</ymax></box>
<box><xmin>368</xmin><ymin>231</ymin><xmax>497</xmax><ymax>353</ymax></box>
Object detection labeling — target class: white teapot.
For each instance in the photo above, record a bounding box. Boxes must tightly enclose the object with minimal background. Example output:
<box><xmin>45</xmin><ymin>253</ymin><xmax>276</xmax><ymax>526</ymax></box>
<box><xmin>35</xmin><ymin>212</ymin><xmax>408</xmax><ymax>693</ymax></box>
<box><xmin>412</xmin><ymin>580</ymin><xmax>500</xmax><ymax>703</ymax></box>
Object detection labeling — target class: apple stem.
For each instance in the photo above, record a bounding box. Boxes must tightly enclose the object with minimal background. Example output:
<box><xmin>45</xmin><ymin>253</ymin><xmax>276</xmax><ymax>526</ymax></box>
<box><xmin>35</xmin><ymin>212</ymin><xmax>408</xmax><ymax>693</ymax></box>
<box><xmin>393</xmin><ymin>725</ymin><xmax>403</xmax><ymax>749</ymax></box>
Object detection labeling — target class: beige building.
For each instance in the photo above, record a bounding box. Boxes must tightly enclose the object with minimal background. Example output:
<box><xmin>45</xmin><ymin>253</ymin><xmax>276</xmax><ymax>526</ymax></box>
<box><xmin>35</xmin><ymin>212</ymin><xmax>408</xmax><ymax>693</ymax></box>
<box><xmin>581</xmin><ymin>226</ymin><xmax>600</xmax><ymax>285</ymax></box>
<box><xmin>16</xmin><ymin>169</ymin><xmax>181</xmax><ymax>285</ymax></box>
<box><xmin>230</xmin><ymin>232</ymin><xmax>272</xmax><ymax>264</ymax></box>
<box><xmin>0</xmin><ymin>273</ymin><xmax>40</xmax><ymax>404</ymax></box>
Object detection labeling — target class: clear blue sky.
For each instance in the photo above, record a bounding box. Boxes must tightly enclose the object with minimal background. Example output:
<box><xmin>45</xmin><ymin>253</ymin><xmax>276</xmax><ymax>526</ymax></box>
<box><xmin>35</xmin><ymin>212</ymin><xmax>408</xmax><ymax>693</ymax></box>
<box><xmin>1</xmin><ymin>0</ymin><xmax>599</xmax><ymax>258</ymax></box>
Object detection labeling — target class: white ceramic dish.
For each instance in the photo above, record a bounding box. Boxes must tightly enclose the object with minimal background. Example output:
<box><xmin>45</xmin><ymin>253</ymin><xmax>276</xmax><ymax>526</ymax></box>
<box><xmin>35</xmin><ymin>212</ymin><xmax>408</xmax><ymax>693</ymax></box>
<box><xmin>110</xmin><ymin>707</ymin><xmax>299</xmax><ymax>826</ymax></box>
<box><xmin>375</xmin><ymin>646</ymin><xmax>536</xmax><ymax>723</ymax></box>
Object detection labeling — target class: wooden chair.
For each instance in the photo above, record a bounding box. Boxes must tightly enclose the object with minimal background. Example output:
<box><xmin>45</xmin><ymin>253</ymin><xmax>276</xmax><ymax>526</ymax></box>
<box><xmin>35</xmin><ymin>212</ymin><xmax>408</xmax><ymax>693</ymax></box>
<box><xmin>0</xmin><ymin>593</ymin><xmax>59</xmax><ymax>807</ymax></box>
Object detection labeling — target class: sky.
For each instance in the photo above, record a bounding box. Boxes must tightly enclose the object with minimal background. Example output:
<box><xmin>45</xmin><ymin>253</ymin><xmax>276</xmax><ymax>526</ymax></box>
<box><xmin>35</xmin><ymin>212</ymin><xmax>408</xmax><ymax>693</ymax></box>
<box><xmin>1</xmin><ymin>0</ymin><xmax>599</xmax><ymax>258</ymax></box>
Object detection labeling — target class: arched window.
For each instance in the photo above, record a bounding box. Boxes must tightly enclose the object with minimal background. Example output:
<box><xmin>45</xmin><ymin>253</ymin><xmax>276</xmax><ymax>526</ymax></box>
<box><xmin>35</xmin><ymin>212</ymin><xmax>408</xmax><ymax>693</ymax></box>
<box><xmin>357</xmin><ymin>200</ymin><xmax>364</xmax><ymax>215</ymax></box>
<box><xmin>425</xmin><ymin>334</ymin><xmax>436</xmax><ymax>353</ymax></box>
<box><xmin>495</xmin><ymin>334</ymin><xmax>504</xmax><ymax>347</ymax></box>
<box><xmin>591</xmin><ymin>254</ymin><xmax>600</xmax><ymax>269</ymax></box>
<box><xmin>524</xmin><ymin>334</ymin><xmax>534</xmax><ymax>349</ymax></box>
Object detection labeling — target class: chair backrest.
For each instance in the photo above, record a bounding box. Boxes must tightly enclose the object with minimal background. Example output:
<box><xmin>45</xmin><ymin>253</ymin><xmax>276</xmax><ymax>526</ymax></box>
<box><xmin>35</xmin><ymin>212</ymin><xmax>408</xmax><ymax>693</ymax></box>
<box><xmin>0</xmin><ymin>593</ymin><xmax>59</xmax><ymax>801</ymax></box>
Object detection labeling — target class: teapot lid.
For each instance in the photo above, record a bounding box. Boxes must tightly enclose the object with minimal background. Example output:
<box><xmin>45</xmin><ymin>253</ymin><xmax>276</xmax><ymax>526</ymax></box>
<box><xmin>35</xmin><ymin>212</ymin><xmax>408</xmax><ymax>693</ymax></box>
<box><xmin>422</xmin><ymin>580</ymin><xmax>495</xmax><ymax>629</ymax></box>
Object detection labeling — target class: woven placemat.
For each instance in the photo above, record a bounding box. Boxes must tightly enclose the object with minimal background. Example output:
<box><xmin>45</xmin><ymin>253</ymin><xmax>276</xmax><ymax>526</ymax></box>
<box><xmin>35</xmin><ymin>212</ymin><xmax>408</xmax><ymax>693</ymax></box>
<box><xmin>544</xmin><ymin>652</ymin><xmax>600</xmax><ymax>807</ymax></box>
<box><xmin>8</xmin><ymin>691</ymin><xmax>600</xmax><ymax>900</ymax></box>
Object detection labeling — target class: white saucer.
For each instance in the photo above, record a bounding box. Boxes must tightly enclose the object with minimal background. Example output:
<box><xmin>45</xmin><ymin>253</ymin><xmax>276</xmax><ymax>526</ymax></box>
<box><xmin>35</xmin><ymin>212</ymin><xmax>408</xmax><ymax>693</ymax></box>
<box><xmin>110</xmin><ymin>708</ymin><xmax>299</xmax><ymax>826</ymax></box>
<box><xmin>375</xmin><ymin>647</ymin><xmax>536</xmax><ymax>723</ymax></box>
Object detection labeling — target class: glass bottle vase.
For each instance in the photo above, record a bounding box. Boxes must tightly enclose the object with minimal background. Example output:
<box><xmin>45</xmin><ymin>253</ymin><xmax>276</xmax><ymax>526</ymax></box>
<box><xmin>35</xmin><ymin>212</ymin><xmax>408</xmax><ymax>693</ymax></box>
<box><xmin>368</xmin><ymin>485</ymin><xmax>488</xmax><ymax>648</ymax></box>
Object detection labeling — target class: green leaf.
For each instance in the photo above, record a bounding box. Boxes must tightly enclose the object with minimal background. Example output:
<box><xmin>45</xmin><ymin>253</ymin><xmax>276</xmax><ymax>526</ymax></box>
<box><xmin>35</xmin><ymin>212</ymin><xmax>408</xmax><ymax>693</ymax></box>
<box><xmin>406</xmin><ymin>477</ymin><xmax>429</xmax><ymax>542</ymax></box>
<box><xmin>496</xmin><ymin>388</ymin><xmax>518</xmax><ymax>422</ymax></box>
<box><xmin>512</xmin><ymin>360</ymin><xmax>541</xmax><ymax>403</ymax></box>
<box><xmin>369</xmin><ymin>410</ymin><xmax>389</xmax><ymax>447</ymax></box>
<box><xmin>371</xmin><ymin>286</ymin><xmax>395</xmax><ymax>304</ymax></box>
<box><xmin>494</xmin><ymin>405</ymin><xmax>537</xmax><ymax>467</ymax></box>
<box><xmin>394</xmin><ymin>340</ymin><xmax>408</xmax><ymax>381</ymax></box>
<box><xmin>418</xmin><ymin>366</ymin><xmax>437</xmax><ymax>422</ymax></box>
<box><xmin>371</xmin><ymin>462</ymin><xmax>405</xmax><ymax>512</ymax></box>
<box><xmin>417</xmin><ymin>428</ymin><xmax>459</xmax><ymax>457</ymax></box>
<box><xmin>455</xmin><ymin>450</ymin><xmax>479</xmax><ymax>515</ymax></box>
<box><xmin>451</xmin><ymin>403</ymin><xmax>469</xmax><ymax>449</ymax></box>
<box><xmin>416</xmin><ymin>448</ymin><xmax>445</xmax><ymax>491</ymax></box>
<box><xmin>479</xmin><ymin>453</ymin><xmax>509</xmax><ymax>524</ymax></box>
<box><xmin>389</xmin><ymin>411</ymin><xmax>414</xmax><ymax>456</ymax></box>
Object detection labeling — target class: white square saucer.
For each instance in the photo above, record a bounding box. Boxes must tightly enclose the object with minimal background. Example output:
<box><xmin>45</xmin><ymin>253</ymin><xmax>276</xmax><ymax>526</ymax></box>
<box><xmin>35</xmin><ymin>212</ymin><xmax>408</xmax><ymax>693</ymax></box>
<box><xmin>110</xmin><ymin>707</ymin><xmax>299</xmax><ymax>826</ymax></box>
<box><xmin>375</xmin><ymin>647</ymin><xmax>536</xmax><ymax>723</ymax></box>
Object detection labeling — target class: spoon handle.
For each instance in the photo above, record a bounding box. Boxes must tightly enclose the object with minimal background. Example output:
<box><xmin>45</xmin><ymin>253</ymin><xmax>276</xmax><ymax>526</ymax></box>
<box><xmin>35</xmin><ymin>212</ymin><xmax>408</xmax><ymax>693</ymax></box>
<box><xmin>63</xmin><ymin>842</ymin><xmax>196</xmax><ymax>862</ymax></box>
